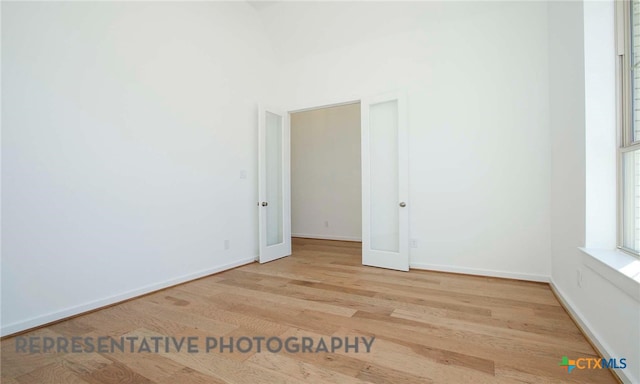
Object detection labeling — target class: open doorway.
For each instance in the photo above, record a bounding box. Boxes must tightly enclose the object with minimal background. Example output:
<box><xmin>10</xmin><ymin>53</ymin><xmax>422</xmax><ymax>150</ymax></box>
<box><xmin>258</xmin><ymin>93</ymin><xmax>407</xmax><ymax>270</ymax></box>
<box><xmin>290</xmin><ymin>102</ymin><xmax>362</xmax><ymax>244</ymax></box>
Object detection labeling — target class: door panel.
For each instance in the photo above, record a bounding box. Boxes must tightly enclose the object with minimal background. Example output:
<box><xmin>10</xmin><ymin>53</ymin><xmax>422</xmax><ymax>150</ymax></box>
<box><xmin>265</xmin><ymin>111</ymin><xmax>284</xmax><ymax>247</ymax></box>
<box><xmin>259</xmin><ymin>106</ymin><xmax>291</xmax><ymax>263</ymax></box>
<box><xmin>361</xmin><ymin>93</ymin><xmax>409</xmax><ymax>271</ymax></box>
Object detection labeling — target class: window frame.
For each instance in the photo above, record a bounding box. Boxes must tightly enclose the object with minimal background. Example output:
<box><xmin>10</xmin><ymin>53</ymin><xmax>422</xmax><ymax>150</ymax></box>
<box><xmin>617</xmin><ymin>0</ymin><xmax>640</xmax><ymax>257</ymax></box>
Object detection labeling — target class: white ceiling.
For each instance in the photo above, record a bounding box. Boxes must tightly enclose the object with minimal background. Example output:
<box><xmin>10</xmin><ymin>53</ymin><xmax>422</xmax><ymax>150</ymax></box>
<box><xmin>246</xmin><ymin>1</ymin><xmax>280</xmax><ymax>11</ymax></box>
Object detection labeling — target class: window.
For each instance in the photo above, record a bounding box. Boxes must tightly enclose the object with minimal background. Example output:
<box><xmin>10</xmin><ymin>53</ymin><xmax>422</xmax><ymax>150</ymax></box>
<box><xmin>619</xmin><ymin>0</ymin><xmax>640</xmax><ymax>256</ymax></box>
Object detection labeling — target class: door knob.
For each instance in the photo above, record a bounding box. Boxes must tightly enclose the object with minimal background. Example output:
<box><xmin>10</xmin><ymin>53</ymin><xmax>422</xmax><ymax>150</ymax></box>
<box><xmin>262</xmin><ymin>202</ymin><xmax>268</xmax><ymax>207</ymax></box>
<box><xmin>399</xmin><ymin>202</ymin><xmax>406</xmax><ymax>207</ymax></box>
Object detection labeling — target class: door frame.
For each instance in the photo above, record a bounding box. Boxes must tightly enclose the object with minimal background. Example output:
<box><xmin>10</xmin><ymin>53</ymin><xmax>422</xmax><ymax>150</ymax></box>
<box><xmin>287</xmin><ymin>98</ymin><xmax>361</xmax><ymax>115</ymax></box>
<box><xmin>268</xmin><ymin>94</ymin><xmax>409</xmax><ymax>271</ymax></box>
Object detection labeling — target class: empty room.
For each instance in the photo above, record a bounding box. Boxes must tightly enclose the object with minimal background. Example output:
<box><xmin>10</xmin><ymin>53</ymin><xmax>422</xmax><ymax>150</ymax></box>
<box><xmin>1</xmin><ymin>1</ymin><xmax>639</xmax><ymax>383</ymax></box>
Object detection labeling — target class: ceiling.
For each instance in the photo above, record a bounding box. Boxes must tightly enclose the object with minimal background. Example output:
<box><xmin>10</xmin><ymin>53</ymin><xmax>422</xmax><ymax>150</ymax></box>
<box><xmin>246</xmin><ymin>1</ymin><xmax>280</xmax><ymax>11</ymax></box>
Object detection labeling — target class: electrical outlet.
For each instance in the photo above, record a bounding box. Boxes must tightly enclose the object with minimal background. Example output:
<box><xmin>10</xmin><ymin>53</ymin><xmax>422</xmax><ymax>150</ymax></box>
<box><xmin>240</xmin><ymin>170</ymin><xmax>247</xmax><ymax>179</ymax></box>
<box><xmin>224</xmin><ymin>240</ymin><xmax>230</xmax><ymax>250</ymax></box>
<box><xmin>410</xmin><ymin>239</ymin><xmax>418</xmax><ymax>248</ymax></box>
<box><xmin>324</xmin><ymin>221</ymin><xmax>329</xmax><ymax>228</ymax></box>
<box><xmin>577</xmin><ymin>269</ymin><xmax>582</xmax><ymax>288</ymax></box>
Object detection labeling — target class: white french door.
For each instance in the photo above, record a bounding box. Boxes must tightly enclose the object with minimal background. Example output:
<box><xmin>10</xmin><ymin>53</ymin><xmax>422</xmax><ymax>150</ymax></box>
<box><xmin>361</xmin><ymin>92</ymin><xmax>409</xmax><ymax>271</ymax></box>
<box><xmin>258</xmin><ymin>106</ymin><xmax>291</xmax><ymax>263</ymax></box>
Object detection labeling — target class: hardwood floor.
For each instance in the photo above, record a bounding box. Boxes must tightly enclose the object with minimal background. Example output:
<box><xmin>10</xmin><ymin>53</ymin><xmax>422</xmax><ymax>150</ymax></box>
<box><xmin>1</xmin><ymin>238</ymin><xmax>618</xmax><ymax>383</ymax></box>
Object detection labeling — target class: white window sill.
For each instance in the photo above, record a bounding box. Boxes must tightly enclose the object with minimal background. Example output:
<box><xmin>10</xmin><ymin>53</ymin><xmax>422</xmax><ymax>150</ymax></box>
<box><xmin>579</xmin><ymin>247</ymin><xmax>640</xmax><ymax>302</ymax></box>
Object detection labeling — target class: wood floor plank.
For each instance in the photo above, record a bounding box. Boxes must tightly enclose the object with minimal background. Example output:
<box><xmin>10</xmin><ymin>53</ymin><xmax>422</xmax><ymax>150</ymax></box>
<box><xmin>15</xmin><ymin>361</ymin><xmax>91</xmax><ymax>384</ymax></box>
<box><xmin>247</xmin><ymin>352</ymin><xmax>368</xmax><ymax>384</ymax></box>
<box><xmin>1</xmin><ymin>328</ymin><xmax>68</xmax><ymax>378</ymax></box>
<box><xmin>79</xmin><ymin>361</ymin><xmax>153</xmax><ymax>384</ymax></box>
<box><xmin>275</xmin><ymin>327</ymin><xmax>371</xmax><ymax>378</ymax></box>
<box><xmin>331</xmin><ymin>329</ymin><xmax>507</xmax><ymax>384</ymax></box>
<box><xmin>156</xmin><ymin>367</ymin><xmax>228</xmax><ymax>384</ymax></box>
<box><xmin>356</xmin><ymin>362</ymin><xmax>437</xmax><ymax>384</ymax></box>
<box><xmin>100</xmin><ymin>346</ymin><xmax>187</xmax><ymax>382</ymax></box>
<box><xmin>390</xmin><ymin>308</ymin><xmax>593</xmax><ymax>352</ymax></box>
<box><xmin>183</xmin><ymin>279</ymin><xmax>358</xmax><ymax>318</ymax></box>
<box><xmin>214</xmin><ymin>276</ymin><xmax>396</xmax><ymax>315</ymax></box>
<box><xmin>1</xmin><ymin>238</ymin><xmax>619</xmax><ymax>383</ymax></box>
<box><xmin>59</xmin><ymin>352</ymin><xmax>113</xmax><ymax>377</ymax></box>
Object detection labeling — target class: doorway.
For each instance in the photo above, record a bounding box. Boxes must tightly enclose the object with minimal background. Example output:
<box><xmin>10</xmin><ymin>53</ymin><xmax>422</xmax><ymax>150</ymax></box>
<box><xmin>290</xmin><ymin>103</ymin><xmax>362</xmax><ymax>243</ymax></box>
<box><xmin>257</xmin><ymin>93</ymin><xmax>409</xmax><ymax>271</ymax></box>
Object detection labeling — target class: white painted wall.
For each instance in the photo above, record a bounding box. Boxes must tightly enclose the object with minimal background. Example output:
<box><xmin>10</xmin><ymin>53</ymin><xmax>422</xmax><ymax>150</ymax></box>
<box><xmin>1</xmin><ymin>2</ymin><xmax>275</xmax><ymax>335</ymax></box>
<box><xmin>549</xmin><ymin>1</ymin><xmax>639</xmax><ymax>382</ymax></box>
<box><xmin>262</xmin><ymin>1</ymin><xmax>552</xmax><ymax>280</ymax></box>
<box><xmin>290</xmin><ymin>104</ymin><xmax>361</xmax><ymax>242</ymax></box>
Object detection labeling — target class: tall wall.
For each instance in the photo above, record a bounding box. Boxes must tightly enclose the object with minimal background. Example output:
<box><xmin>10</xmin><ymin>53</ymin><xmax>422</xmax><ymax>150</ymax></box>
<box><xmin>1</xmin><ymin>1</ymin><xmax>275</xmax><ymax>335</ymax></box>
<box><xmin>549</xmin><ymin>1</ymin><xmax>639</xmax><ymax>382</ymax></box>
<box><xmin>262</xmin><ymin>1</ymin><xmax>552</xmax><ymax>280</ymax></box>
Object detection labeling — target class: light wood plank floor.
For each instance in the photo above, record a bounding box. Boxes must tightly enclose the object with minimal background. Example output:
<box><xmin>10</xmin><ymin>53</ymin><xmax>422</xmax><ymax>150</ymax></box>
<box><xmin>1</xmin><ymin>238</ymin><xmax>618</xmax><ymax>383</ymax></box>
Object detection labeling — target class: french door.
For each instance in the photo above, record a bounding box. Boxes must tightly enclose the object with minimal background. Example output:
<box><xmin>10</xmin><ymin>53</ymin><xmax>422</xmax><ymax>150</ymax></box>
<box><xmin>361</xmin><ymin>93</ymin><xmax>409</xmax><ymax>271</ymax></box>
<box><xmin>258</xmin><ymin>106</ymin><xmax>291</xmax><ymax>263</ymax></box>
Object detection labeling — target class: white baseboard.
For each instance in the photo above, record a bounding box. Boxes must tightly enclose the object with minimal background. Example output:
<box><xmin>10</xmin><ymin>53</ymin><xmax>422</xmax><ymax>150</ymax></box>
<box><xmin>0</xmin><ymin>257</ymin><xmax>256</xmax><ymax>337</ymax></box>
<box><xmin>292</xmin><ymin>233</ymin><xmax>362</xmax><ymax>242</ymax></box>
<box><xmin>409</xmin><ymin>262</ymin><xmax>549</xmax><ymax>283</ymax></box>
<box><xmin>549</xmin><ymin>281</ymin><xmax>632</xmax><ymax>384</ymax></box>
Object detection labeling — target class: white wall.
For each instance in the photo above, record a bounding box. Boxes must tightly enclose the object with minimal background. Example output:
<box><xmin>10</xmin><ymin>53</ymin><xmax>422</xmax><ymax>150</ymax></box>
<box><xmin>262</xmin><ymin>1</ymin><xmax>551</xmax><ymax>280</ymax></box>
<box><xmin>549</xmin><ymin>1</ymin><xmax>639</xmax><ymax>382</ymax></box>
<box><xmin>1</xmin><ymin>2</ymin><xmax>275</xmax><ymax>335</ymax></box>
<box><xmin>290</xmin><ymin>104</ymin><xmax>361</xmax><ymax>242</ymax></box>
